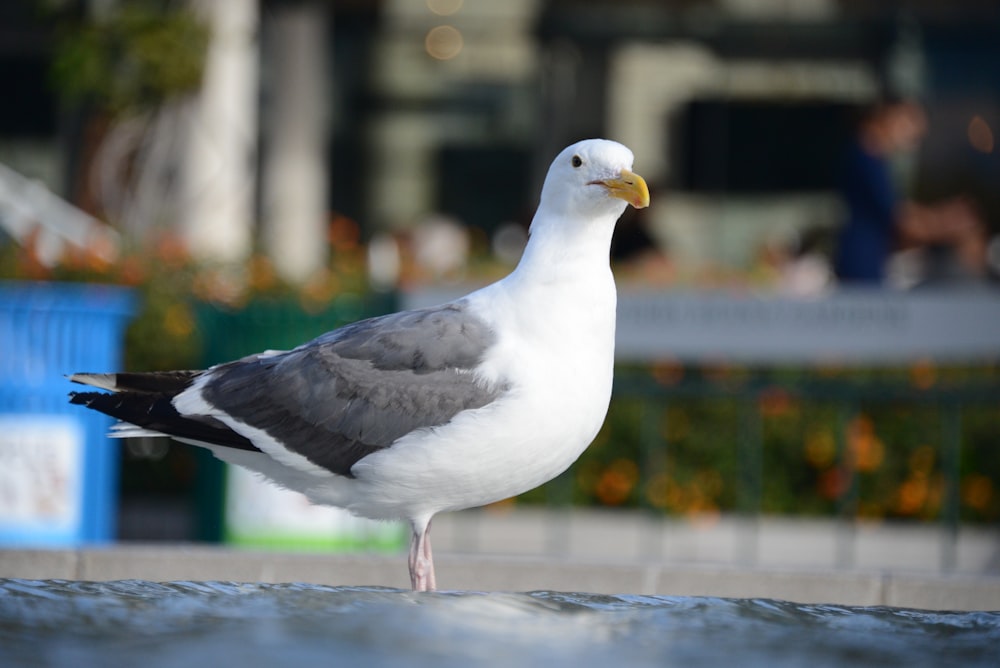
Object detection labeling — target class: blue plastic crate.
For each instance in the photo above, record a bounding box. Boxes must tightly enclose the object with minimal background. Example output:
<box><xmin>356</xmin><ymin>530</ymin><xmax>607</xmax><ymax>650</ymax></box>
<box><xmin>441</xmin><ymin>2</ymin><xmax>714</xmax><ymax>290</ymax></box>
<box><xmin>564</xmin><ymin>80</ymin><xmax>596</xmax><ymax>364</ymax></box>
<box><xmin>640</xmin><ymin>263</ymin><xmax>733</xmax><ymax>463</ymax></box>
<box><xmin>0</xmin><ymin>281</ymin><xmax>135</xmax><ymax>545</ymax></box>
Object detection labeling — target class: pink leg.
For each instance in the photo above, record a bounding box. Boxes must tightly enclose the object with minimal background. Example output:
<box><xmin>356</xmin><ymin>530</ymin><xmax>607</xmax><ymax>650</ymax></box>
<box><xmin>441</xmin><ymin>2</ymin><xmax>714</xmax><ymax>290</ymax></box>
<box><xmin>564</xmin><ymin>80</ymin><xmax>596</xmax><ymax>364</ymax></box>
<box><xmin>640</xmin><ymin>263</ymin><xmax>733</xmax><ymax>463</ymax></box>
<box><xmin>408</xmin><ymin>518</ymin><xmax>436</xmax><ymax>592</ymax></box>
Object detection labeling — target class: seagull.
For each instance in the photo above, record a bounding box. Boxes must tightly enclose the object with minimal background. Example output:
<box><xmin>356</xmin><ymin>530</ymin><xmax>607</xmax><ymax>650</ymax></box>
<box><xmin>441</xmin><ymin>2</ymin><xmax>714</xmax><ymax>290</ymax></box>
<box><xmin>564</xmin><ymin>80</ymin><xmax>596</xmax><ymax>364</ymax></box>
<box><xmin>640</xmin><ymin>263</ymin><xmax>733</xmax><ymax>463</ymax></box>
<box><xmin>69</xmin><ymin>138</ymin><xmax>649</xmax><ymax>591</ymax></box>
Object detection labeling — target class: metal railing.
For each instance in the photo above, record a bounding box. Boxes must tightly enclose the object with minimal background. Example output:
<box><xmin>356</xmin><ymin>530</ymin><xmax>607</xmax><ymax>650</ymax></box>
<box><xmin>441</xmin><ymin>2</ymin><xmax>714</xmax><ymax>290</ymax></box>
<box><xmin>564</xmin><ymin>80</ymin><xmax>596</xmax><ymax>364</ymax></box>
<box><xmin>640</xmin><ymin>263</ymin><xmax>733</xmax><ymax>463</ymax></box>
<box><xmin>591</xmin><ymin>368</ymin><xmax>1000</xmax><ymax>572</ymax></box>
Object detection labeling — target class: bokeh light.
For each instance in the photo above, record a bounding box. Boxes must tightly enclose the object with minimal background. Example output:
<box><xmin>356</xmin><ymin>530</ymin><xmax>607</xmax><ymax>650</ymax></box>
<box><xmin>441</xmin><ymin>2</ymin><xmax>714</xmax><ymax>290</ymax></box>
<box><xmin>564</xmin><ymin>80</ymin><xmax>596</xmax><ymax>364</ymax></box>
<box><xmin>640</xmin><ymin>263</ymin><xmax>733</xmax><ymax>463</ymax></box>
<box><xmin>967</xmin><ymin>114</ymin><xmax>995</xmax><ymax>153</ymax></box>
<box><xmin>425</xmin><ymin>25</ymin><xmax>463</xmax><ymax>61</ymax></box>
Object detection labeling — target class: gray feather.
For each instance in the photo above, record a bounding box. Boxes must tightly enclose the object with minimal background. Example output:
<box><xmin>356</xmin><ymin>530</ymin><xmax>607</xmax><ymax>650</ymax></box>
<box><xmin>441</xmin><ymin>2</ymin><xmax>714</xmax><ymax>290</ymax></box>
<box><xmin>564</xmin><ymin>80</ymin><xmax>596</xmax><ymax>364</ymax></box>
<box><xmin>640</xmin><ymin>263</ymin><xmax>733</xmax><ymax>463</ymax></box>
<box><xmin>199</xmin><ymin>301</ymin><xmax>505</xmax><ymax>477</ymax></box>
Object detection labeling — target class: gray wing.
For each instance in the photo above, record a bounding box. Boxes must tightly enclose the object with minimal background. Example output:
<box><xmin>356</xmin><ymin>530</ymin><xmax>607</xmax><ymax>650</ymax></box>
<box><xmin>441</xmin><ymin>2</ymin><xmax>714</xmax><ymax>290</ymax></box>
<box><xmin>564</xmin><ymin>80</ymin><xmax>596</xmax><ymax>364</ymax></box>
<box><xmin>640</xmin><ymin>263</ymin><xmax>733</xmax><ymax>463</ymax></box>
<box><xmin>198</xmin><ymin>301</ymin><xmax>504</xmax><ymax>477</ymax></box>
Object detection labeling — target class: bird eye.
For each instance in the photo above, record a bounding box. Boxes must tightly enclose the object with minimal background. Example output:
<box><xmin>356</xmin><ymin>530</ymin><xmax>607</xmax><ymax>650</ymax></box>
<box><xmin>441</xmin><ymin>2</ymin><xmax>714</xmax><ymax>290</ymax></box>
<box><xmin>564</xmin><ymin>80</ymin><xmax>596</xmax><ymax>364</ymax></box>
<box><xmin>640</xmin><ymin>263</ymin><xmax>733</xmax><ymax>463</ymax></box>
<box><xmin>571</xmin><ymin>155</ymin><xmax>583</xmax><ymax>168</ymax></box>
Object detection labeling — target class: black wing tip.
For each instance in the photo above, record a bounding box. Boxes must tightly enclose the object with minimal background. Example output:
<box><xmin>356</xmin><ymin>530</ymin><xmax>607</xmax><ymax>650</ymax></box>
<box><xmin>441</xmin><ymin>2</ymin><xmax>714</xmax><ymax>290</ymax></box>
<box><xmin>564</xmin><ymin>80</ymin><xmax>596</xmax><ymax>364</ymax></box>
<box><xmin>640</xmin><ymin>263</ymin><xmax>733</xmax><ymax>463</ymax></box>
<box><xmin>68</xmin><ymin>390</ymin><xmax>98</xmax><ymax>405</ymax></box>
<box><xmin>70</xmin><ymin>387</ymin><xmax>262</xmax><ymax>454</ymax></box>
<box><xmin>69</xmin><ymin>392</ymin><xmax>112</xmax><ymax>408</ymax></box>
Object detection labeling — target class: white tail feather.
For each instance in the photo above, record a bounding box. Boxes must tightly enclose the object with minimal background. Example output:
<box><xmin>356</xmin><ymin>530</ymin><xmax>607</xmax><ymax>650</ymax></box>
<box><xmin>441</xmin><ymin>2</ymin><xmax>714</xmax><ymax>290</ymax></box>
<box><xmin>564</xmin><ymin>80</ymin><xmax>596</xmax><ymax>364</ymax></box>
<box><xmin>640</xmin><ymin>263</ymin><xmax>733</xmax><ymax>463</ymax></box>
<box><xmin>69</xmin><ymin>373</ymin><xmax>119</xmax><ymax>392</ymax></box>
<box><xmin>109</xmin><ymin>423</ymin><xmax>167</xmax><ymax>439</ymax></box>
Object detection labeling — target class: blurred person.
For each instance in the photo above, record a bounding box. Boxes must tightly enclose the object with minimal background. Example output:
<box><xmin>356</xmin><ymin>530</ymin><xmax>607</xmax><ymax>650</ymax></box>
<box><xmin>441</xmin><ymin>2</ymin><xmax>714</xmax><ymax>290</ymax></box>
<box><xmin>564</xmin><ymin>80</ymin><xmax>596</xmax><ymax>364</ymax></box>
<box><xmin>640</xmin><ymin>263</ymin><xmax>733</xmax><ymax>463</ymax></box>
<box><xmin>834</xmin><ymin>98</ymin><xmax>987</xmax><ymax>285</ymax></box>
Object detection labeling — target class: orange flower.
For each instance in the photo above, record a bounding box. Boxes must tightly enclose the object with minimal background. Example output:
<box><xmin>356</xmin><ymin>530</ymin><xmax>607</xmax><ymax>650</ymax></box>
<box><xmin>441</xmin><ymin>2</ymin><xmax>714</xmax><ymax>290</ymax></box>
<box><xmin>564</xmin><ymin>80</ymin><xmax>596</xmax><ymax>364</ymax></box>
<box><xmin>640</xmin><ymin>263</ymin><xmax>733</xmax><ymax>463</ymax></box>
<box><xmin>818</xmin><ymin>467</ymin><xmax>849</xmax><ymax>500</ymax></box>
<box><xmin>758</xmin><ymin>387</ymin><xmax>796</xmax><ymax>417</ymax></box>
<box><xmin>328</xmin><ymin>214</ymin><xmax>361</xmax><ymax>251</ymax></box>
<box><xmin>896</xmin><ymin>474</ymin><xmax>929</xmax><ymax>515</ymax></box>
<box><xmin>962</xmin><ymin>475</ymin><xmax>993</xmax><ymax>512</ymax></box>
<box><xmin>910</xmin><ymin>358</ymin><xmax>937</xmax><ymax>390</ymax></box>
<box><xmin>848</xmin><ymin>415</ymin><xmax>884</xmax><ymax>473</ymax></box>
<box><xmin>595</xmin><ymin>459</ymin><xmax>639</xmax><ymax>506</ymax></box>
<box><xmin>248</xmin><ymin>255</ymin><xmax>277</xmax><ymax>294</ymax></box>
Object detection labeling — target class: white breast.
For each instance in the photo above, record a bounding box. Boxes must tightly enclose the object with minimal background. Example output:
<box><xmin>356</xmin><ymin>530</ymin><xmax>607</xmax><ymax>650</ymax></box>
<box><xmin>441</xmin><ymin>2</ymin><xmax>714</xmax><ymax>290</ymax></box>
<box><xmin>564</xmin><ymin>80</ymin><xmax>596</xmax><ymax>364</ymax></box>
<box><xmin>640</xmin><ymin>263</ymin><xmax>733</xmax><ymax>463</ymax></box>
<box><xmin>344</xmin><ymin>272</ymin><xmax>617</xmax><ymax>521</ymax></box>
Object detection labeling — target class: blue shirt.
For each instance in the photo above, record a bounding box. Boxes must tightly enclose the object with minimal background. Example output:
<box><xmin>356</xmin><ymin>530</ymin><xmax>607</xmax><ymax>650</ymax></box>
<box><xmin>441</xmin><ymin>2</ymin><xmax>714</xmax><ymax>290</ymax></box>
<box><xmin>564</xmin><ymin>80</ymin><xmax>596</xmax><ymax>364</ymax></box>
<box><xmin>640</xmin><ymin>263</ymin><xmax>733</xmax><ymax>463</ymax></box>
<box><xmin>835</xmin><ymin>141</ymin><xmax>897</xmax><ymax>283</ymax></box>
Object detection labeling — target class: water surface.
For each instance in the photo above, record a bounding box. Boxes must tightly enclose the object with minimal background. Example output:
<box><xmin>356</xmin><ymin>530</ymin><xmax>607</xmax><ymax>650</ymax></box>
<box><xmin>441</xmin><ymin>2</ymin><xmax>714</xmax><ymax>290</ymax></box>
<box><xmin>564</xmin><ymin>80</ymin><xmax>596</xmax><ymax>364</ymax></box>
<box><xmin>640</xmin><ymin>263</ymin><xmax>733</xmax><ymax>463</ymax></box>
<box><xmin>1</xmin><ymin>579</ymin><xmax>997</xmax><ymax>667</ymax></box>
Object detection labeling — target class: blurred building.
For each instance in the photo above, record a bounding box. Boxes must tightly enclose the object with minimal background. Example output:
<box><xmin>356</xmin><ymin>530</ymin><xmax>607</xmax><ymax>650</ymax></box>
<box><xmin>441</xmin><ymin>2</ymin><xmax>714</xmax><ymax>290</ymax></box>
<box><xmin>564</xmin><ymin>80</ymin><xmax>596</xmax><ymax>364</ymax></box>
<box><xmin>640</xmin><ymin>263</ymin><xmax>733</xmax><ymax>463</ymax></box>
<box><xmin>1</xmin><ymin>0</ymin><xmax>998</xmax><ymax>285</ymax></box>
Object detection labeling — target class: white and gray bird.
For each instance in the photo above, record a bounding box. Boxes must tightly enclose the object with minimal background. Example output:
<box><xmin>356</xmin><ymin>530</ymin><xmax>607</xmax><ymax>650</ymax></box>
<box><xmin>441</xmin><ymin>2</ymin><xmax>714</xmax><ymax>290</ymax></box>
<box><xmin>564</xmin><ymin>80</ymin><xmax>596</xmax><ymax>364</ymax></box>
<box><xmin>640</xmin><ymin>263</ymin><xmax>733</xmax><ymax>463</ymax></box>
<box><xmin>70</xmin><ymin>138</ymin><xmax>649</xmax><ymax>591</ymax></box>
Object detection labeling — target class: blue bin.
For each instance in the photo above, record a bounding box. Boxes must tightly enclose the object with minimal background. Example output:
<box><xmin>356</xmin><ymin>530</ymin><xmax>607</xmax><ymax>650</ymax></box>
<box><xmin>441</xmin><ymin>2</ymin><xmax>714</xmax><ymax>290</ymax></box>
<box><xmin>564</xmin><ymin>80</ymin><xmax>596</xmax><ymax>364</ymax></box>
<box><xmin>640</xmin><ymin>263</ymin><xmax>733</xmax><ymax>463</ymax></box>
<box><xmin>0</xmin><ymin>281</ymin><xmax>135</xmax><ymax>545</ymax></box>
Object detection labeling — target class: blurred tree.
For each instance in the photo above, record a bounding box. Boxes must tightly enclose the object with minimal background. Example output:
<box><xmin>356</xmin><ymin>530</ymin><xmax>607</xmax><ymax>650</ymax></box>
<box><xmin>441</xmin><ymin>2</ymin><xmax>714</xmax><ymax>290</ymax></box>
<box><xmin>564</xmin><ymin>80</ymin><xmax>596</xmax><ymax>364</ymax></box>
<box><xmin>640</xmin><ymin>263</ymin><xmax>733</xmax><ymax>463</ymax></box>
<box><xmin>51</xmin><ymin>2</ymin><xmax>208</xmax><ymax>113</ymax></box>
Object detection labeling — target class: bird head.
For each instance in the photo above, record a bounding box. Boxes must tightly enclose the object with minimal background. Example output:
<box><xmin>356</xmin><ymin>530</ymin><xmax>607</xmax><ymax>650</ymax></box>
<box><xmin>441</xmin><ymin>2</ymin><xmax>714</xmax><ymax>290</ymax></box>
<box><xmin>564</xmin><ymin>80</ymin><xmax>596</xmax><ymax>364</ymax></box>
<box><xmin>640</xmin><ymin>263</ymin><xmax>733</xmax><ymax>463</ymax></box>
<box><xmin>538</xmin><ymin>139</ymin><xmax>650</xmax><ymax>221</ymax></box>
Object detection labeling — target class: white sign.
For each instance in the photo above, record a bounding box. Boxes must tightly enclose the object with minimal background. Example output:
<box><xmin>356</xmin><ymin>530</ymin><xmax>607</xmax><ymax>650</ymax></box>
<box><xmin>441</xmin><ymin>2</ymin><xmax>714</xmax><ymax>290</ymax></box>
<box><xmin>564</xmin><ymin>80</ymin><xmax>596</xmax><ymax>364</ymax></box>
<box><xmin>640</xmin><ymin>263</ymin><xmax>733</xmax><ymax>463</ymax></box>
<box><xmin>224</xmin><ymin>465</ymin><xmax>403</xmax><ymax>550</ymax></box>
<box><xmin>0</xmin><ymin>415</ymin><xmax>83</xmax><ymax>532</ymax></box>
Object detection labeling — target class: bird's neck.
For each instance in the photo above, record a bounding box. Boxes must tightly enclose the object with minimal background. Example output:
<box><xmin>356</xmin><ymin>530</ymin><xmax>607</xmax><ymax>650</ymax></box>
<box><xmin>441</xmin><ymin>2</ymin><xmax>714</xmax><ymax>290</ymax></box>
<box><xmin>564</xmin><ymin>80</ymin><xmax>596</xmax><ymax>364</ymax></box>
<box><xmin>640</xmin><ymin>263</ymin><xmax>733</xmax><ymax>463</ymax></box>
<box><xmin>510</xmin><ymin>211</ymin><xmax>617</xmax><ymax>289</ymax></box>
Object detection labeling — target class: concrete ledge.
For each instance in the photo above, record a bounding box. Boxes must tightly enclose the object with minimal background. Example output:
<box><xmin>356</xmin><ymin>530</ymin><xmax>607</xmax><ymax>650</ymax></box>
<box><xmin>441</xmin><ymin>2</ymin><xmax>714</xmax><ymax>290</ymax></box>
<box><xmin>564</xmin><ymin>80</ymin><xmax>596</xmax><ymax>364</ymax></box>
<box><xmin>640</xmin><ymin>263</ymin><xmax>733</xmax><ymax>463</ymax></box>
<box><xmin>2</xmin><ymin>545</ymin><xmax>998</xmax><ymax>611</ymax></box>
<box><xmin>431</xmin><ymin>508</ymin><xmax>1000</xmax><ymax>573</ymax></box>
<box><xmin>0</xmin><ymin>548</ymin><xmax>80</xmax><ymax>580</ymax></box>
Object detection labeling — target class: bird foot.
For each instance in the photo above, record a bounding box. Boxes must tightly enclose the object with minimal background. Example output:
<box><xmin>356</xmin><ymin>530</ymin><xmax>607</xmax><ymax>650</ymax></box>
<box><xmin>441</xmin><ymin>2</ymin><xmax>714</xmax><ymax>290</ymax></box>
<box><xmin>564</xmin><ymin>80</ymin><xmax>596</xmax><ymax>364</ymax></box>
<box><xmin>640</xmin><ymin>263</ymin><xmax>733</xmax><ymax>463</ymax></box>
<box><xmin>409</xmin><ymin>520</ymin><xmax>437</xmax><ymax>592</ymax></box>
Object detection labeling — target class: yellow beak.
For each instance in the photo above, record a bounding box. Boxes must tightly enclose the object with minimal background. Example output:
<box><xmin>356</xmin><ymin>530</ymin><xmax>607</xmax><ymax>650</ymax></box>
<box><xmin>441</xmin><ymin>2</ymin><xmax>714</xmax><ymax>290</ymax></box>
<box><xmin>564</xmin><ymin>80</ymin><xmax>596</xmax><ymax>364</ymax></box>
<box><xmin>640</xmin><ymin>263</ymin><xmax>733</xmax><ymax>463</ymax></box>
<box><xmin>599</xmin><ymin>169</ymin><xmax>650</xmax><ymax>209</ymax></box>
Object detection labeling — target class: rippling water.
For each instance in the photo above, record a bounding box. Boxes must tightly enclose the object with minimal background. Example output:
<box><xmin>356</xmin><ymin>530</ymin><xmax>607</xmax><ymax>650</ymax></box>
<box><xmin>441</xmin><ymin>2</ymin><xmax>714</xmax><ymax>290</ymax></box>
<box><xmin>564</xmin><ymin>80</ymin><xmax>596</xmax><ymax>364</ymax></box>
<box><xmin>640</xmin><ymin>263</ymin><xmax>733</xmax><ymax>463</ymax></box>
<box><xmin>1</xmin><ymin>579</ymin><xmax>997</xmax><ymax>667</ymax></box>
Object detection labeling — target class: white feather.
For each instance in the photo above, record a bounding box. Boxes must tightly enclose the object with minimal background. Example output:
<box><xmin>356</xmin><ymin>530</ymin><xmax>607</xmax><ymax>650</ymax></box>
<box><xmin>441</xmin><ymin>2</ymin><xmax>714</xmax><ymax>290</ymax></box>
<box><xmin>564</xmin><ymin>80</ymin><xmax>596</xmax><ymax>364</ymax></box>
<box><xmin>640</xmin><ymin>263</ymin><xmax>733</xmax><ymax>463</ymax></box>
<box><xmin>70</xmin><ymin>373</ymin><xmax>119</xmax><ymax>392</ymax></box>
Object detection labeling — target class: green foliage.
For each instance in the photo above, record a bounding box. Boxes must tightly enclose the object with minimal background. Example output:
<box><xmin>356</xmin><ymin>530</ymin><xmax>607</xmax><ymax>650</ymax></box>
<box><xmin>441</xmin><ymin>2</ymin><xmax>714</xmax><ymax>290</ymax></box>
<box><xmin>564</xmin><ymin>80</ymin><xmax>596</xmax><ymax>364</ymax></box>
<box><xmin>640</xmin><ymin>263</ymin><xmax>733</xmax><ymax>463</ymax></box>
<box><xmin>51</xmin><ymin>1</ymin><xmax>208</xmax><ymax>113</ymax></box>
<box><xmin>523</xmin><ymin>363</ymin><xmax>1000</xmax><ymax>525</ymax></box>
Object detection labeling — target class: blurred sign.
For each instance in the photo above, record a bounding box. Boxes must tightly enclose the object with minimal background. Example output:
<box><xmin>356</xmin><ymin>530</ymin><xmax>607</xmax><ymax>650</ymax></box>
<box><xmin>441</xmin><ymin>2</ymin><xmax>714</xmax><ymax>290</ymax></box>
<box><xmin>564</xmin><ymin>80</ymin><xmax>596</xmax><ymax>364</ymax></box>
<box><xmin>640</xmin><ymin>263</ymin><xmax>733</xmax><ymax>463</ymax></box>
<box><xmin>224</xmin><ymin>466</ymin><xmax>405</xmax><ymax>552</ymax></box>
<box><xmin>614</xmin><ymin>289</ymin><xmax>1000</xmax><ymax>363</ymax></box>
<box><xmin>0</xmin><ymin>416</ymin><xmax>83</xmax><ymax>540</ymax></box>
<box><xmin>404</xmin><ymin>287</ymin><xmax>1000</xmax><ymax>364</ymax></box>
<box><xmin>1</xmin><ymin>281</ymin><xmax>134</xmax><ymax>545</ymax></box>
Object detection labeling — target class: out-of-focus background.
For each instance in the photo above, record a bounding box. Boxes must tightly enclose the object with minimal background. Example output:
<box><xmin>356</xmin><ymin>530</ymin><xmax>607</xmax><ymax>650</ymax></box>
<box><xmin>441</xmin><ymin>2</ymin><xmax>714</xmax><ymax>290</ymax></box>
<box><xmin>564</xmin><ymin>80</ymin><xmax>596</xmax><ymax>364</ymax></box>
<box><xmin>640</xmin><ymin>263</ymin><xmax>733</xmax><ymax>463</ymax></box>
<box><xmin>1</xmin><ymin>0</ymin><xmax>999</xmax><ymax>576</ymax></box>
